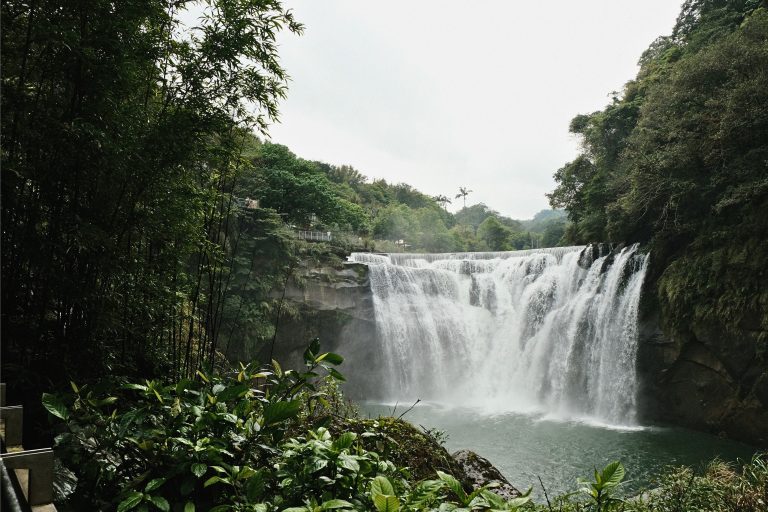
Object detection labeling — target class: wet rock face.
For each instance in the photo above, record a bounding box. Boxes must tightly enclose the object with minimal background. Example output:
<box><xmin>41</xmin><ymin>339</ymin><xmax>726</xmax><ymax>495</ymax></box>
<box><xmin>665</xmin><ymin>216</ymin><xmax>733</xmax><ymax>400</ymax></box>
<box><xmin>285</xmin><ymin>262</ymin><xmax>372</xmax><ymax>314</ymax></box>
<box><xmin>452</xmin><ymin>450</ymin><xmax>522</xmax><ymax>500</ymax></box>
<box><xmin>261</xmin><ymin>261</ymin><xmax>375</xmax><ymax>369</ymax></box>
<box><xmin>577</xmin><ymin>243</ymin><xmax>615</xmax><ymax>269</ymax></box>
<box><xmin>637</xmin><ymin>310</ymin><xmax>768</xmax><ymax>447</ymax></box>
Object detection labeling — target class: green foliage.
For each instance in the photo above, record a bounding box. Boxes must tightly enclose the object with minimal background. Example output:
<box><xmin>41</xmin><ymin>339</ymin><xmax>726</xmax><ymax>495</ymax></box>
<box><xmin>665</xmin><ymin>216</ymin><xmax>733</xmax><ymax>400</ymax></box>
<box><xmin>247</xmin><ymin>143</ymin><xmax>369</xmax><ymax>231</ymax></box>
<box><xmin>528</xmin><ymin>455</ymin><xmax>768</xmax><ymax>512</ymax></box>
<box><xmin>576</xmin><ymin>461</ymin><xmax>625</xmax><ymax>512</ymax></box>
<box><xmin>216</xmin><ymin>207</ymin><xmax>297</xmax><ymax>362</ymax></box>
<box><xmin>453</xmin><ymin>204</ymin><xmax>502</xmax><ymax>232</ymax></box>
<box><xmin>48</xmin><ymin>341</ymin><xmax>346</xmax><ymax>510</ymax></box>
<box><xmin>477</xmin><ymin>217</ymin><xmax>514</xmax><ymax>251</ymax></box>
<box><xmin>45</xmin><ymin>355</ymin><xmax>768</xmax><ymax>511</ymax></box>
<box><xmin>548</xmin><ymin>3</ymin><xmax>768</xmax><ymax>338</ymax></box>
<box><xmin>1</xmin><ymin>0</ymin><xmax>304</xmax><ymax>434</ymax></box>
<box><xmin>625</xmin><ymin>454</ymin><xmax>768</xmax><ymax>512</ymax></box>
<box><xmin>45</xmin><ymin>340</ymin><xmax>542</xmax><ymax>511</ymax></box>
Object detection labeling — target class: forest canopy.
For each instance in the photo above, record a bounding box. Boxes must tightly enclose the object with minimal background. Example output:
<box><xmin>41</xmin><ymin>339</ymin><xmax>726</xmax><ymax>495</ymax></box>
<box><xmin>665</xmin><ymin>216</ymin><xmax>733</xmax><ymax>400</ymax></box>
<box><xmin>548</xmin><ymin>0</ymin><xmax>768</xmax><ymax>334</ymax></box>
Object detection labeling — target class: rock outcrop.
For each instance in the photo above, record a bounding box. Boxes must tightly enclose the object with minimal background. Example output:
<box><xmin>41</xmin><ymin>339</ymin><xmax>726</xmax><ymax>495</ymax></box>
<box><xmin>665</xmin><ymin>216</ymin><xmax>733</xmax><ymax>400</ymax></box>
<box><xmin>637</xmin><ymin>309</ymin><xmax>768</xmax><ymax>447</ymax></box>
<box><xmin>452</xmin><ymin>450</ymin><xmax>522</xmax><ymax>499</ymax></box>
<box><xmin>260</xmin><ymin>260</ymin><xmax>375</xmax><ymax>370</ymax></box>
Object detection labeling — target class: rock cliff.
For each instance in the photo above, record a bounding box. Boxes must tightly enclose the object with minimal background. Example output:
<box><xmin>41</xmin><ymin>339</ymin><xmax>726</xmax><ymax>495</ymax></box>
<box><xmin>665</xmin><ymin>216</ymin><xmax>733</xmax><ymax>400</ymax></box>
<box><xmin>637</xmin><ymin>306</ymin><xmax>768</xmax><ymax>447</ymax></box>
<box><xmin>260</xmin><ymin>260</ymin><xmax>376</xmax><ymax>371</ymax></box>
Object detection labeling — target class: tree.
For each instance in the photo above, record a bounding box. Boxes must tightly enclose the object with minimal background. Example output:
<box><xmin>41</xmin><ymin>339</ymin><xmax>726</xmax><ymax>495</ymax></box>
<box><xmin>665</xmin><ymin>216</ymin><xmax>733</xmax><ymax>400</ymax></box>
<box><xmin>455</xmin><ymin>186</ymin><xmax>473</xmax><ymax>207</ymax></box>
<box><xmin>433</xmin><ymin>194</ymin><xmax>453</xmax><ymax>210</ymax></box>
<box><xmin>372</xmin><ymin>204</ymin><xmax>417</xmax><ymax>241</ymax></box>
<box><xmin>454</xmin><ymin>203</ymin><xmax>492</xmax><ymax>230</ymax></box>
<box><xmin>414</xmin><ymin>208</ymin><xmax>457</xmax><ymax>252</ymax></box>
<box><xmin>1</xmin><ymin>0</ymin><xmax>304</xmax><ymax>407</ymax></box>
<box><xmin>477</xmin><ymin>216</ymin><xmax>512</xmax><ymax>251</ymax></box>
<box><xmin>541</xmin><ymin>220</ymin><xmax>567</xmax><ymax>247</ymax></box>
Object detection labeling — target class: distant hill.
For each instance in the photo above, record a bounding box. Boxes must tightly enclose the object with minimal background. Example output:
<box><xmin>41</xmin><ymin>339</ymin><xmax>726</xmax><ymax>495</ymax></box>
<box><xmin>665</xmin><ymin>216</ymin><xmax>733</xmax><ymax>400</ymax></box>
<box><xmin>520</xmin><ymin>209</ymin><xmax>567</xmax><ymax>233</ymax></box>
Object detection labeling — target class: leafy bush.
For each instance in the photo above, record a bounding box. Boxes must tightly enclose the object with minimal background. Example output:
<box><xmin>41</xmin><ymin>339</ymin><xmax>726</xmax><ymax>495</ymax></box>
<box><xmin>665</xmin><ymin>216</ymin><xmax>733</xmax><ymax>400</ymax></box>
<box><xmin>629</xmin><ymin>455</ymin><xmax>768</xmax><ymax>512</ymax></box>
<box><xmin>46</xmin><ymin>340</ymin><xmax>348</xmax><ymax>511</ymax></box>
<box><xmin>45</xmin><ymin>341</ymin><xmax>534</xmax><ymax>511</ymax></box>
<box><xmin>534</xmin><ymin>456</ymin><xmax>768</xmax><ymax>512</ymax></box>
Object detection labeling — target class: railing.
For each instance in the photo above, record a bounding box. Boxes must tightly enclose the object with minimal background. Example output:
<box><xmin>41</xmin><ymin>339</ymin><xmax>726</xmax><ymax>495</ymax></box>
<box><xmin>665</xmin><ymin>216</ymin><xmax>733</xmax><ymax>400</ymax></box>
<box><xmin>0</xmin><ymin>383</ymin><xmax>57</xmax><ymax>510</ymax></box>
<box><xmin>295</xmin><ymin>230</ymin><xmax>332</xmax><ymax>242</ymax></box>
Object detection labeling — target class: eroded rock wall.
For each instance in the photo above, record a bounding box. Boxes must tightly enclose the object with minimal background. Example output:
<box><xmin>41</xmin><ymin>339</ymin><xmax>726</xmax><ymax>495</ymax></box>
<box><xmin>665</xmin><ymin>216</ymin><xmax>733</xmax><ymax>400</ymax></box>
<box><xmin>260</xmin><ymin>261</ymin><xmax>376</xmax><ymax>371</ymax></box>
<box><xmin>637</xmin><ymin>309</ymin><xmax>768</xmax><ymax>447</ymax></box>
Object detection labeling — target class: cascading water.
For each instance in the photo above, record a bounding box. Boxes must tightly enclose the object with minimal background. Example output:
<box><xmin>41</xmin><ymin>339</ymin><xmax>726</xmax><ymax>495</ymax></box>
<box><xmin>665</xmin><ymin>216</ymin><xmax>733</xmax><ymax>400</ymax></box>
<box><xmin>347</xmin><ymin>244</ymin><xmax>649</xmax><ymax>426</ymax></box>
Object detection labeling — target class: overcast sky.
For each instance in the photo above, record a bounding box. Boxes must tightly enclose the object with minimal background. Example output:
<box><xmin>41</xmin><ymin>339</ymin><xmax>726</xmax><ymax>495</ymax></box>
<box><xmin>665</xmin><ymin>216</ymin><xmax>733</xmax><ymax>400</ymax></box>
<box><xmin>266</xmin><ymin>1</ymin><xmax>682</xmax><ymax>219</ymax></box>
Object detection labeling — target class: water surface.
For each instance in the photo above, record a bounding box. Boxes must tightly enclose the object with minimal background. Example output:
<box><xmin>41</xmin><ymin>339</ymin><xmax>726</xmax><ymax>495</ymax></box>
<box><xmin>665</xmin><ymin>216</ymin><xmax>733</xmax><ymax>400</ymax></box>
<box><xmin>361</xmin><ymin>401</ymin><xmax>757</xmax><ymax>500</ymax></box>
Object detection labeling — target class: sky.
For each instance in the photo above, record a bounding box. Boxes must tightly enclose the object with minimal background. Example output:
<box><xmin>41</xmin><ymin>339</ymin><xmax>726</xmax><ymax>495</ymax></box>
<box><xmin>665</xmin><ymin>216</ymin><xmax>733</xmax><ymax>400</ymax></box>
<box><xmin>264</xmin><ymin>1</ymin><xmax>683</xmax><ymax>219</ymax></box>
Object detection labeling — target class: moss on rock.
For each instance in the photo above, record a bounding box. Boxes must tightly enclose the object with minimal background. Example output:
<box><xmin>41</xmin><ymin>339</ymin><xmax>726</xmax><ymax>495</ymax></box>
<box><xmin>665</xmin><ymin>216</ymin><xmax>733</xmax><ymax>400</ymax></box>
<box><xmin>329</xmin><ymin>416</ymin><xmax>466</xmax><ymax>483</ymax></box>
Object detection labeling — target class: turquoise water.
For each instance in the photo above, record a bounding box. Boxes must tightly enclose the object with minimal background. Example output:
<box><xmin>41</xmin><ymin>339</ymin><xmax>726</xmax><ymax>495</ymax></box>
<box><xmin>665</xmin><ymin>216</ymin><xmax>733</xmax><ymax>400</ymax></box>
<box><xmin>360</xmin><ymin>401</ymin><xmax>758</xmax><ymax>499</ymax></box>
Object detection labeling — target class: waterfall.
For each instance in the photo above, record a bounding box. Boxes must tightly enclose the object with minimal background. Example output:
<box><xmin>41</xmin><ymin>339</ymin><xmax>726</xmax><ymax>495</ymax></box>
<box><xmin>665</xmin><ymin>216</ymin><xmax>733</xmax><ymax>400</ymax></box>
<box><xmin>347</xmin><ymin>244</ymin><xmax>649</xmax><ymax>426</ymax></box>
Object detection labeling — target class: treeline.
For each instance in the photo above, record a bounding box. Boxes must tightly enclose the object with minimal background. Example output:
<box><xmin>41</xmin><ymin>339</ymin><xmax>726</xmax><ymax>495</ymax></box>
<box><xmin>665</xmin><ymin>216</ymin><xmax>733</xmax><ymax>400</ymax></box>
<box><xmin>244</xmin><ymin>139</ymin><xmax>568</xmax><ymax>253</ymax></box>
<box><xmin>548</xmin><ymin>0</ymin><xmax>768</xmax><ymax>335</ymax></box>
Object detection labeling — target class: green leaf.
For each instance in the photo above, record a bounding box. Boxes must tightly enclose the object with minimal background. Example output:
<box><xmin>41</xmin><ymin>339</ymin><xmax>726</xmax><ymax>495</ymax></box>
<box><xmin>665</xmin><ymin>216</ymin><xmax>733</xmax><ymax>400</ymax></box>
<box><xmin>92</xmin><ymin>396</ymin><xmax>118</xmax><ymax>407</ymax></box>
<box><xmin>184</xmin><ymin>502</ymin><xmax>195</xmax><ymax>512</ymax></box>
<box><xmin>600</xmin><ymin>461</ymin><xmax>625</xmax><ymax>488</ymax></box>
<box><xmin>437</xmin><ymin>471</ymin><xmax>467</xmax><ymax>503</ymax></box>
<box><xmin>145</xmin><ymin>478</ymin><xmax>166</xmax><ymax>492</ymax></box>
<box><xmin>479</xmin><ymin>490</ymin><xmax>505</xmax><ymax>509</ymax></box>
<box><xmin>262</xmin><ymin>400</ymin><xmax>301</xmax><ymax>425</ymax></box>
<box><xmin>303</xmin><ymin>338</ymin><xmax>321</xmax><ymax>362</ymax></box>
<box><xmin>321</xmin><ymin>499</ymin><xmax>353</xmax><ymax>510</ymax></box>
<box><xmin>246</xmin><ymin>471</ymin><xmax>266</xmax><ymax>501</ymax></box>
<box><xmin>204</xmin><ymin>476</ymin><xmax>222</xmax><ymax>488</ymax></box>
<box><xmin>332</xmin><ymin>432</ymin><xmax>357</xmax><ymax>451</ymax></box>
<box><xmin>371</xmin><ymin>476</ymin><xmax>395</xmax><ymax>497</ymax></box>
<box><xmin>338</xmin><ymin>453</ymin><xmax>359</xmax><ymax>472</ymax></box>
<box><xmin>216</xmin><ymin>383</ymin><xmax>250</xmax><ymax>402</ymax></box>
<box><xmin>148</xmin><ymin>495</ymin><xmax>170</xmax><ymax>511</ymax></box>
<box><xmin>406</xmin><ymin>479</ymin><xmax>444</xmax><ymax>508</ymax></box>
<box><xmin>316</xmin><ymin>352</ymin><xmax>344</xmax><ymax>365</ymax></box>
<box><xmin>41</xmin><ymin>393</ymin><xmax>69</xmax><ymax>420</ymax></box>
<box><xmin>117</xmin><ymin>492</ymin><xmax>144</xmax><ymax>512</ymax></box>
<box><xmin>176</xmin><ymin>379</ymin><xmax>196</xmax><ymax>395</ymax></box>
<box><xmin>272</xmin><ymin>360</ymin><xmax>282</xmax><ymax>377</ymax></box>
<box><xmin>328</xmin><ymin>368</ymin><xmax>346</xmax><ymax>382</ymax></box>
<box><xmin>123</xmin><ymin>383</ymin><xmax>148</xmax><ymax>391</ymax></box>
<box><xmin>180</xmin><ymin>479</ymin><xmax>195</xmax><ymax>496</ymax></box>
<box><xmin>373</xmin><ymin>494</ymin><xmax>399</xmax><ymax>512</ymax></box>
<box><xmin>504</xmin><ymin>496</ymin><xmax>532</xmax><ymax>509</ymax></box>
<box><xmin>191</xmin><ymin>463</ymin><xmax>207</xmax><ymax>478</ymax></box>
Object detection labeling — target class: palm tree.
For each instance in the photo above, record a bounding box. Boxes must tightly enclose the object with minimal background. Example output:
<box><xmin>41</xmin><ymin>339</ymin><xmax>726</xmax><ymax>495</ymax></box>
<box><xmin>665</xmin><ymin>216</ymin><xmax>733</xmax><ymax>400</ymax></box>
<box><xmin>432</xmin><ymin>194</ymin><xmax>452</xmax><ymax>210</ymax></box>
<box><xmin>455</xmin><ymin>187</ymin><xmax>473</xmax><ymax>208</ymax></box>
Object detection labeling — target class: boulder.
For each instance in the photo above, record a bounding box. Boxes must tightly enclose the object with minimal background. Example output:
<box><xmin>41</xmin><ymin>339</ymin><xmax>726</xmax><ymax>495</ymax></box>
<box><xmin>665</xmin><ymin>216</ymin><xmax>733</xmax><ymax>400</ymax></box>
<box><xmin>452</xmin><ymin>449</ymin><xmax>522</xmax><ymax>500</ymax></box>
